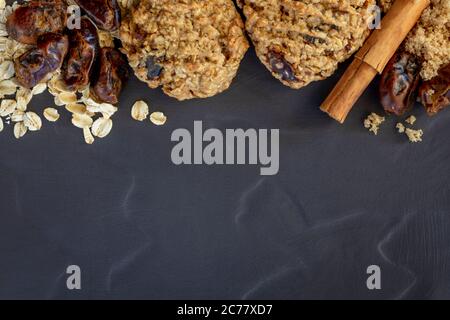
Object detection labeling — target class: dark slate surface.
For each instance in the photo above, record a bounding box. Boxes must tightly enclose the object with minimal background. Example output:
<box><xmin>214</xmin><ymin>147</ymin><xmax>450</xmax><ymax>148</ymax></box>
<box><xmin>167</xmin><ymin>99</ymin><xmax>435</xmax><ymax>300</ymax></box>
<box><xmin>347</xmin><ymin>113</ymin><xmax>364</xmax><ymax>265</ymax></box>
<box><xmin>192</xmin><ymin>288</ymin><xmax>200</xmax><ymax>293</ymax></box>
<box><xmin>0</xmin><ymin>46</ymin><xmax>449</xmax><ymax>300</ymax></box>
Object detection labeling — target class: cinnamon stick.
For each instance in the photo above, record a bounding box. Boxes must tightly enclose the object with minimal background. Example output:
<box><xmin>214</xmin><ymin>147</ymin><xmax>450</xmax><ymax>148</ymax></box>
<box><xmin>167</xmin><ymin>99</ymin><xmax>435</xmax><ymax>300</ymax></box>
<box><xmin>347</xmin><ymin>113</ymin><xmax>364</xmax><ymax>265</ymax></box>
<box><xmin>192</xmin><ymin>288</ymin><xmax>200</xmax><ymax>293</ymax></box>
<box><xmin>321</xmin><ymin>0</ymin><xmax>430</xmax><ymax>124</ymax></box>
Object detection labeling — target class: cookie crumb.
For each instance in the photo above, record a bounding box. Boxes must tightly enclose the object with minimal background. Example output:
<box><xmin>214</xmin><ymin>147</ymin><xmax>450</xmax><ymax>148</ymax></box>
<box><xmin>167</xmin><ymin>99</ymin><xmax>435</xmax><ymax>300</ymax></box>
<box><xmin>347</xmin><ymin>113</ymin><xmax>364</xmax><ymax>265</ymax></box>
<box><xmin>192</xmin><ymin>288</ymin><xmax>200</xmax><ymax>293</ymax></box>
<box><xmin>405</xmin><ymin>115</ymin><xmax>417</xmax><ymax>125</ymax></box>
<box><xmin>364</xmin><ymin>113</ymin><xmax>386</xmax><ymax>135</ymax></box>
<box><xmin>396</xmin><ymin>123</ymin><xmax>406</xmax><ymax>133</ymax></box>
<box><xmin>405</xmin><ymin>128</ymin><xmax>424</xmax><ymax>143</ymax></box>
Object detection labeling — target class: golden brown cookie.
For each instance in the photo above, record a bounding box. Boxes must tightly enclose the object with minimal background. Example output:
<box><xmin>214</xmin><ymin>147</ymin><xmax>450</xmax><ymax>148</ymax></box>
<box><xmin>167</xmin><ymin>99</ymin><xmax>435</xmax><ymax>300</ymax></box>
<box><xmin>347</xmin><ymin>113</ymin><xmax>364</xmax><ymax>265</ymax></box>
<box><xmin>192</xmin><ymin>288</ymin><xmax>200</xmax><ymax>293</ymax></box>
<box><xmin>120</xmin><ymin>0</ymin><xmax>249</xmax><ymax>100</ymax></box>
<box><xmin>237</xmin><ymin>0</ymin><xmax>376</xmax><ymax>89</ymax></box>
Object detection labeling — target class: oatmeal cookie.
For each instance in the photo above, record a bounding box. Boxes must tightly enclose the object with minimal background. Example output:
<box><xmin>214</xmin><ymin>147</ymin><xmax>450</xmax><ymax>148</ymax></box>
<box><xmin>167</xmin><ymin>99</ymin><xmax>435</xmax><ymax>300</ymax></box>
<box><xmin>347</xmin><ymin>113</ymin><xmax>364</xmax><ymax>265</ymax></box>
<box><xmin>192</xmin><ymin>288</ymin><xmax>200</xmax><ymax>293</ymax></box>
<box><xmin>237</xmin><ymin>0</ymin><xmax>376</xmax><ymax>89</ymax></box>
<box><xmin>380</xmin><ymin>0</ymin><xmax>450</xmax><ymax>81</ymax></box>
<box><xmin>120</xmin><ymin>0</ymin><xmax>249</xmax><ymax>101</ymax></box>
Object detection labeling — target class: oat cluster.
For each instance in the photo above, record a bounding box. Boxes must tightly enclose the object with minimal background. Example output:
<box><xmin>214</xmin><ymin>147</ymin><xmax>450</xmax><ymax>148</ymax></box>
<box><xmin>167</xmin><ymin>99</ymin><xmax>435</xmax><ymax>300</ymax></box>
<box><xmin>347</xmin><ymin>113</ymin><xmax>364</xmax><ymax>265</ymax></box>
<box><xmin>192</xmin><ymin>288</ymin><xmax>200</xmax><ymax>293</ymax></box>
<box><xmin>237</xmin><ymin>0</ymin><xmax>376</xmax><ymax>88</ymax></box>
<box><xmin>379</xmin><ymin>0</ymin><xmax>450</xmax><ymax>80</ymax></box>
<box><xmin>120</xmin><ymin>0</ymin><xmax>249</xmax><ymax>101</ymax></box>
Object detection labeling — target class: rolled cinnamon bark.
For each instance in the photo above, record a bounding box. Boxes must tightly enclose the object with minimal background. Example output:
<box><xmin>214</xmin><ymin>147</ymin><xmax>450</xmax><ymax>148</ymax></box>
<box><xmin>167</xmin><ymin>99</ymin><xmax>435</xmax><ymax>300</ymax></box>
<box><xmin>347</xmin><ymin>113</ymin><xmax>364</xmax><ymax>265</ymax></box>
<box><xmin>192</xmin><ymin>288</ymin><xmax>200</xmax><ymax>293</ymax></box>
<box><xmin>321</xmin><ymin>0</ymin><xmax>430</xmax><ymax>124</ymax></box>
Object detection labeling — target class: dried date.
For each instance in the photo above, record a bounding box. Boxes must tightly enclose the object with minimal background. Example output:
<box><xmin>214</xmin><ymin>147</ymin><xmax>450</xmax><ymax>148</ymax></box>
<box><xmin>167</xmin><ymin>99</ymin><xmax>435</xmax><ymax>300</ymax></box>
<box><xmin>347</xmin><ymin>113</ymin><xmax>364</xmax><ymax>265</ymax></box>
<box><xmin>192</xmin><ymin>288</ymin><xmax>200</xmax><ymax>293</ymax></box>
<box><xmin>14</xmin><ymin>33</ymin><xmax>69</xmax><ymax>88</ymax></box>
<box><xmin>267</xmin><ymin>50</ymin><xmax>297</xmax><ymax>82</ymax></box>
<box><xmin>63</xmin><ymin>17</ymin><xmax>100</xmax><ymax>91</ymax></box>
<box><xmin>419</xmin><ymin>63</ymin><xmax>450</xmax><ymax>115</ymax></box>
<box><xmin>75</xmin><ymin>0</ymin><xmax>121</xmax><ymax>31</ymax></box>
<box><xmin>90</xmin><ymin>48</ymin><xmax>129</xmax><ymax>104</ymax></box>
<box><xmin>146</xmin><ymin>56</ymin><xmax>163</xmax><ymax>80</ymax></box>
<box><xmin>6</xmin><ymin>0</ymin><xmax>67</xmax><ymax>45</ymax></box>
<box><xmin>379</xmin><ymin>50</ymin><xmax>421</xmax><ymax>116</ymax></box>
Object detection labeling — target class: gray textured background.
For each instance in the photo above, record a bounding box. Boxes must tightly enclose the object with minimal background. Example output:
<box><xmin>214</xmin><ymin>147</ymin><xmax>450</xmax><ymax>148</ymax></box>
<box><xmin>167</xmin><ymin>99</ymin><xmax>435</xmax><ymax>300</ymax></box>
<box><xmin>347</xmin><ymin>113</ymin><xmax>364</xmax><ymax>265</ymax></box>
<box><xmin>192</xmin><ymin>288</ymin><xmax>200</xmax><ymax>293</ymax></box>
<box><xmin>0</xmin><ymin>46</ymin><xmax>449</xmax><ymax>299</ymax></box>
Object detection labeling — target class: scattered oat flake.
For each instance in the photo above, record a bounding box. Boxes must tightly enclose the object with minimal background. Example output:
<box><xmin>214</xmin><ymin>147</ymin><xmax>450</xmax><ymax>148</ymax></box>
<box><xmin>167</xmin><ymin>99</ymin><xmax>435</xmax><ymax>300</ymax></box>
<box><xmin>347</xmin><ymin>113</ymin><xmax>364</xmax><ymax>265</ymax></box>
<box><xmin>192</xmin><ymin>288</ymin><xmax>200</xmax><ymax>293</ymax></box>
<box><xmin>99</xmin><ymin>103</ymin><xmax>118</xmax><ymax>119</ymax></box>
<box><xmin>405</xmin><ymin>128</ymin><xmax>424</xmax><ymax>143</ymax></box>
<box><xmin>16</xmin><ymin>87</ymin><xmax>32</xmax><ymax>110</ymax></box>
<box><xmin>83</xmin><ymin>127</ymin><xmax>95</xmax><ymax>145</ymax></box>
<box><xmin>72</xmin><ymin>113</ymin><xmax>93</xmax><ymax>129</ymax></box>
<box><xmin>92</xmin><ymin>117</ymin><xmax>113</xmax><ymax>138</ymax></box>
<box><xmin>13</xmin><ymin>121</ymin><xmax>27</xmax><ymax>139</ymax></box>
<box><xmin>11</xmin><ymin>110</ymin><xmax>24</xmax><ymax>122</ymax></box>
<box><xmin>396</xmin><ymin>123</ymin><xmax>406</xmax><ymax>133</ymax></box>
<box><xmin>58</xmin><ymin>92</ymin><xmax>78</xmax><ymax>105</ymax></box>
<box><xmin>32</xmin><ymin>83</ymin><xmax>47</xmax><ymax>95</ymax></box>
<box><xmin>149</xmin><ymin>112</ymin><xmax>167</xmax><ymax>126</ymax></box>
<box><xmin>66</xmin><ymin>103</ymin><xmax>87</xmax><ymax>115</ymax></box>
<box><xmin>0</xmin><ymin>99</ymin><xmax>16</xmax><ymax>116</ymax></box>
<box><xmin>0</xmin><ymin>60</ymin><xmax>14</xmax><ymax>80</ymax></box>
<box><xmin>0</xmin><ymin>79</ymin><xmax>18</xmax><ymax>96</ymax></box>
<box><xmin>131</xmin><ymin>100</ymin><xmax>149</xmax><ymax>121</ymax></box>
<box><xmin>24</xmin><ymin>112</ymin><xmax>42</xmax><ymax>131</ymax></box>
<box><xmin>0</xmin><ymin>117</ymin><xmax>3</xmax><ymax>132</ymax></box>
<box><xmin>405</xmin><ymin>115</ymin><xmax>417</xmax><ymax>125</ymax></box>
<box><xmin>364</xmin><ymin>112</ymin><xmax>385</xmax><ymax>135</ymax></box>
<box><xmin>43</xmin><ymin>108</ymin><xmax>60</xmax><ymax>122</ymax></box>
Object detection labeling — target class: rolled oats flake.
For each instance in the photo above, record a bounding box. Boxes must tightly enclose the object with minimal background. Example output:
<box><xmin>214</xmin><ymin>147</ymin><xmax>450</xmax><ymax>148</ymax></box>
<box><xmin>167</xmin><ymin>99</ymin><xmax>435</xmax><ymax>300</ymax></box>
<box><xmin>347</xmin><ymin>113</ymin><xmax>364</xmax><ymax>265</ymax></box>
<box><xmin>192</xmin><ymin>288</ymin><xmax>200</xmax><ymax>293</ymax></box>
<box><xmin>83</xmin><ymin>127</ymin><xmax>95</xmax><ymax>145</ymax></box>
<box><xmin>16</xmin><ymin>86</ymin><xmax>32</xmax><ymax>100</ymax></box>
<box><xmin>43</xmin><ymin>108</ymin><xmax>60</xmax><ymax>122</ymax></box>
<box><xmin>0</xmin><ymin>116</ymin><xmax>3</xmax><ymax>132</ymax></box>
<box><xmin>10</xmin><ymin>109</ymin><xmax>24</xmax><ymax>122</ymax></box>
<box><xmin>99</xmin><ymin>103</ymin><xmax>118</xmax><ymax>119</ymax></box>
<box><xmin>58</xmin><ymin>92</ymin><xmax>78</xmax><ymax>105</ymax></box>
<box><xmin>150</xmin><ymin>112</ymin><xmax>167</xmax><ymax>126</ymax></box>
<box><xmin>72</xmin><ymin>113</ymin><xmax>93</xmax><ymax>129</ymax></box>
<box><xmin>0</xmin><ymin>99</ymin><xmax>16</xmax><ymax>116</ymax></box>
<box><xmin>0</xmin><ymin>79</ymin><xmax>18</xmax><ymax>96</ymax></box>
<box><xmin>131</xmin><ymin>100</ymin><xmax>149</xmax><ymax>121</ymax></box>
<box><xmin>0</xmin><ymin>23</ymin><xmax>8</xmax><ymax>37</ymax></box>
<box><xmin>32</xmin><ymin>83</ymin><xmax>47</xmax><ymax>95</ymax></box>
<box><xmin>92</xmin><ymin>117</ymin><xmax>113</xmax><ymax>138</ymax></box>
<box><xmin>0</xmin><ymin>60</ymin><xmax>14</xmax><ymax>80</ymax></box>
<box><xmin>65</xmin><ymin>103</ymin><xmax>87</xmax><ymax>115</ymax></box>
<box><xmin>23</xmin><ymin>111</ymin><xmax>42</xmax><ymax>131</ymax></box>
<box><xmin>13</xmin><ymin>121</ymin><xmax>27</xmax><ymax>139</ymax></box>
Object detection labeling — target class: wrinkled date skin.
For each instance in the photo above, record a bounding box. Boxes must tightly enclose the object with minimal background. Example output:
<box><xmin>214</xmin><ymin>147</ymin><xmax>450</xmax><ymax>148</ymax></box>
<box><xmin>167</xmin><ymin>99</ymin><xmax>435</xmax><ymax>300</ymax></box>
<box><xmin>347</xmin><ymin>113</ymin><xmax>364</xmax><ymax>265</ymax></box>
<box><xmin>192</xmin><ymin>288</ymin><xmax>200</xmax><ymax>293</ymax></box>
<box><xmin>6</xmin><ymin>0</ymin><xmax>67</xmax><ymax>45</ymax></box>
<box><xmin>75</xmin><ymin>0</ymin><xmax>121</xmax><ymax>31</ymax></box>
<box><xmin>419</xmin><ymin>63</ymin><xmax>450</xmax><ymax>115</ymax></box>
<box><xmin>91</xmin><ymin>48</ymin><xmax>129</xmax><ymax>104</ymax></box>
<box><xmin>379</xmin><ymin>51</ymin><xmax>421</xmax><ymax>116</ymax></box>
<box><xmin>15</xmin><ymin>33</ymin><xmax>69</xmax><ymax>88</ymax></box>
<box><xmin>267</xmin><ymin>50</ymin><xmax>298</xmax><ymax>82</ymax></box>
<box><xmin>63</xmin><ymin>17</ymin><xmax>100</xmax><ymax>91</ymax></box>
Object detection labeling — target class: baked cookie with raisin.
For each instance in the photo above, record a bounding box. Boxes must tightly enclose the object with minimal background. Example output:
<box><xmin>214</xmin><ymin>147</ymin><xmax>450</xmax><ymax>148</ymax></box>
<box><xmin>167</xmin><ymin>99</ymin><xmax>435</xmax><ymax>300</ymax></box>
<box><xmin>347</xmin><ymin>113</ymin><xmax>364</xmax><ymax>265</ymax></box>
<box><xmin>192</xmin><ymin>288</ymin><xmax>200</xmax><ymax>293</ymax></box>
<box><xmin>120</xmin><ymin>0</ymin><xmax>249</xmax><ymax>100</ymax></box>
<box><xmin>237</xmin><ymin>0</ymin><xmax>376</xmax><ymax>89</ymax></box>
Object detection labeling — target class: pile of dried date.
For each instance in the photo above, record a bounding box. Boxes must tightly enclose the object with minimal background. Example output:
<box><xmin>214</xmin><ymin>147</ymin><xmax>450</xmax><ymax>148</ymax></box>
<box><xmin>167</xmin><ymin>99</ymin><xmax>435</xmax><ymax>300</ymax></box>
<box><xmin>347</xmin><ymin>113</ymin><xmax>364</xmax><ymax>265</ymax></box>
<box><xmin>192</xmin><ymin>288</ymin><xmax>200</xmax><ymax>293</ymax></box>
<box><xmin>0</xmin><ymin>0</ymin><xmax>138</xmax><ymax>144</ymax></box>
<box><xmin>380</xmin><ymin>49</ymin><xmax>450</xmax><ymax>117</ymax></box>
<box><xmin>368</xmin><ymin>48</ymin><xmax>449</xmax><ymax>142</ymax></box>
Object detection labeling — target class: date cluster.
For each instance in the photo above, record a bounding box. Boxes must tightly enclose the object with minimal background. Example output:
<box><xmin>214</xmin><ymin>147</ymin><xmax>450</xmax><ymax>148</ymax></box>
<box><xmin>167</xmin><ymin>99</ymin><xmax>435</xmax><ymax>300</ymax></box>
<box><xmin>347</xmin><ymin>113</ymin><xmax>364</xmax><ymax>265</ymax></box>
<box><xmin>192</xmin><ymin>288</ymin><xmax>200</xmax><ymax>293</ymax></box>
<box><xmin>380</xmin><ymin>50</ymin><xmax>449</xmax><ymax>116</ymax></box>
<box><xmin>6</xmin><ymin>0</ymin><xmax>128</xmax><ymax>105</ymax></box>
